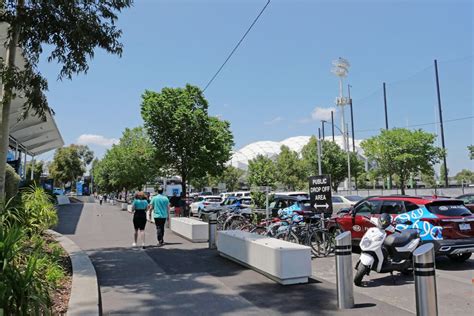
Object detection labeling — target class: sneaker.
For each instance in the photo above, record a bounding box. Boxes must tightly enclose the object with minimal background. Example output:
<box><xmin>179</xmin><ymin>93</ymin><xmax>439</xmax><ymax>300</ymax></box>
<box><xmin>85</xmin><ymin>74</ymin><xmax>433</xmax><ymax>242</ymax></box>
<box><xmin>132</xmin><ymin>242</ymin><xmax>137</xmax><ymax>247</ymax></box>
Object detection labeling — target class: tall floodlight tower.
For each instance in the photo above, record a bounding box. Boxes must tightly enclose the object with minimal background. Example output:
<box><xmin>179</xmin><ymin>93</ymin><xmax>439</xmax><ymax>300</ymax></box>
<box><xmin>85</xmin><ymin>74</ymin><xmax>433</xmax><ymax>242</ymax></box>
<box><xmin>332</xmin><ymin>57</ymin><xmax>351</xmax><ymax>193</ymax></box>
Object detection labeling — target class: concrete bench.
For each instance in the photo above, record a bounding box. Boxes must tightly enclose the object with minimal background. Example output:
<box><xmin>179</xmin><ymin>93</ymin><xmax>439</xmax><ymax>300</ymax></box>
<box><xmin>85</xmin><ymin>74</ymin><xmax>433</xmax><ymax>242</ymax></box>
<box><xmin>170</xmin><ymin>217</ymin><xmax>208</xmax><ymax>242</ymax></box>
<box><xmin>217</xmin><ymin>230</ymin><xmax>311</xmax><ymax>285</ymax></box>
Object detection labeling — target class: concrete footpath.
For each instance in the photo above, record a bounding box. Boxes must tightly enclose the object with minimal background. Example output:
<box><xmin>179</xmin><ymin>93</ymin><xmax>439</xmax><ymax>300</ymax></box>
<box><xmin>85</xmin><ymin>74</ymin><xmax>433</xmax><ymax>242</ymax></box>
<box><xmin>56</xmin><ymin>202</ymin><xmax>414</xmax><ymax>315</ymax></box>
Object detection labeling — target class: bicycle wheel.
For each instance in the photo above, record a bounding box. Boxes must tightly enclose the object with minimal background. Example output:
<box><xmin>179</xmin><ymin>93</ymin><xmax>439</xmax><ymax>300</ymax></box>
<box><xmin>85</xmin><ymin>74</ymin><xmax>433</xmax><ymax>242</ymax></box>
<box><xmin>286</xmin><ymin>231</ymin><xmax>300</xmax><ymax>244</ymax></box>
<box><xmin>250</xmin><ymin>226</ymin><xmax>268</xmax><ymax>235</ymax></box>
<box><xmin>310</xmin><ymin>230</ymin><xmax>330</xmax><ymax>257</ymax></box>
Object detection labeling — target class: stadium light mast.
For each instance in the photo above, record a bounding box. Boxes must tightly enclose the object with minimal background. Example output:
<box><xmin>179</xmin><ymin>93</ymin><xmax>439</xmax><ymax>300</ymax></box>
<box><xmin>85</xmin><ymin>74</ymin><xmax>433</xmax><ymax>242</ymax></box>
<box><xmin>332</xmin><ymin>57</ymin><xmax>352</xmax><ymax>194</ymax></box>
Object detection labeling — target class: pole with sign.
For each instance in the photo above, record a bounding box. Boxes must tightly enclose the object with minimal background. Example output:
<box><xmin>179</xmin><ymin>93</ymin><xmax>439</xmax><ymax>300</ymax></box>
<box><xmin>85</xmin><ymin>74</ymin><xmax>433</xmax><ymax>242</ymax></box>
<box><xmin>309</xmin><ymin>175</ymin><xmax>333</xmax><ymax>214</ymax></box>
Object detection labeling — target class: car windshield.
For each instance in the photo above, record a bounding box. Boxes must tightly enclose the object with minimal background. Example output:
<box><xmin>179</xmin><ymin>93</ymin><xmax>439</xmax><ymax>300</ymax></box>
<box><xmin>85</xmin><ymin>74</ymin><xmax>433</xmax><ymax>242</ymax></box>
<box><xmin>427</xmin><ymin>201</ymin><xmax>472</xmax><ymax>216</ymax></box>
<box><xmin>206</xmin><ymin>198</ymin><xmax>222</xmax><ymax>203</ymax></box>
<box><xmin>345</xmin><ymin>195</ymin><xmax>363</xmax><ymax>202</ymax></box>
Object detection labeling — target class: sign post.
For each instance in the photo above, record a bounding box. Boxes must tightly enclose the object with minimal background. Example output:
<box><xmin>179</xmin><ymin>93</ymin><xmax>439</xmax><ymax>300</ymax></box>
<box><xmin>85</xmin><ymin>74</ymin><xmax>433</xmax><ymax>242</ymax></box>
<box><xmin>309</xmin><ymin>175</ymin><xmax>333</xmax><ymax>214</ymax></box>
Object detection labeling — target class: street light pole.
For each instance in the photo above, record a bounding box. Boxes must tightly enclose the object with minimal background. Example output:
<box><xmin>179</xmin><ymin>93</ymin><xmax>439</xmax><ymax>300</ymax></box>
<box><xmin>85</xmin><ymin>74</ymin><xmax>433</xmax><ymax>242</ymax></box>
<box><xmin>332</xmin><ymin>57</ymin><xmax>351</xmax><ymax>193</ymax></box>
<box><xmin>348</xmin><ymin>84</ymin><xmax>357</xmax><ymax>191</ymax></box>
<box><xmin>434</xmin><ymin>59</ymin><xmax>448</xmax><ymax>188</ymax></box>
<box><xmin>321</xmin><ymin>120</ymin><xmax>326</xmax><ymax>140</ymax></box>
<box><xmin>331</xmin><ymin>111</ymin><xmax>335</xmax><ymax>142</ymax></box>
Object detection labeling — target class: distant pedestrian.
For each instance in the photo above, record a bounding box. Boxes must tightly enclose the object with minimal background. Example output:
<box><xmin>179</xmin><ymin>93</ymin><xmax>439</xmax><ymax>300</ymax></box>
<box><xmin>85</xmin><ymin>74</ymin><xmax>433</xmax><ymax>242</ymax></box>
<box><xmin>99</xmin><ymin>194</ymin><xmax>103</xmax><ymax>205</ymax></box>
<box><xmin>148</xmin><ymin>187</ymin><xmax>170</xmax><ymax>246</ymax></box>
<box><xmin>129</xmin><ymin>191</ymin><xmax>149</xmax><ymax>248</ymax></box>
<box><xmin>103</xmin><ymin>194</ymin><xmax>108</xmax><ymax>203</ymax></box>
<box><xmin>170</xmin><ymin>192</ymin><xmax>181</xmax><ymax>217</ymax></box>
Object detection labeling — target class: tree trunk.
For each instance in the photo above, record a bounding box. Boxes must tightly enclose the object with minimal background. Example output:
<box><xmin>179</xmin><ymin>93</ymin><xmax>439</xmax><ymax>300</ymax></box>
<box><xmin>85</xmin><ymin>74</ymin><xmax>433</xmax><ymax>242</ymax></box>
<box><xmin>400</xmin><ymin>179</ymin><xmax>405</xmax><ymax>195</ymax></box>
<box><xmin>0</xmin><ymin>17</ymin><xmax>21</xmax><ymax>202</ymax></box>
<box><xmin>181</xmin><ymin>174</ymin><xmax>187</xmax><ymax>197</ymax></box>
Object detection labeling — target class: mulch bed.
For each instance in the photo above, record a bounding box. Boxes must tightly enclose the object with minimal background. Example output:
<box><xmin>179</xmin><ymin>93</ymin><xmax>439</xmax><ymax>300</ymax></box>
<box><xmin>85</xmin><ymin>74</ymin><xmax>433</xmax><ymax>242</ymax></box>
<box><xmin>44</xmin><ymin>234</ymin><xmax>73</xmax><ymax>315</ymax></box>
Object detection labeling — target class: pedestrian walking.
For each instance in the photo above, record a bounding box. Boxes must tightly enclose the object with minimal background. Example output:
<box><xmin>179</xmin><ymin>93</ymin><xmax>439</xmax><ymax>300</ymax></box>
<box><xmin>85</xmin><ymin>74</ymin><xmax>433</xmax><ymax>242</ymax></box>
<box><xmin>129</xmin><ymin>191</ymin><xmax>149</xmax><ymax>248</ymax></box>
<box><xmin>148</xmin><ymin>187</ymin><xmax>170</xmax><ymax>246</ymax></box>
<box><xmin>99</xmin><ymin>194</ymin><xmax>103</xmax><ymax>205</ymax></box>
<box><xmin>170</xmin><ymin>192</ymin><xmax>181</xmax><ymax>217</ymax></box>
<box><xmin>103</xmin><ymin>194</ymin><xmax>108</xmax><ymax>203</ymax></box>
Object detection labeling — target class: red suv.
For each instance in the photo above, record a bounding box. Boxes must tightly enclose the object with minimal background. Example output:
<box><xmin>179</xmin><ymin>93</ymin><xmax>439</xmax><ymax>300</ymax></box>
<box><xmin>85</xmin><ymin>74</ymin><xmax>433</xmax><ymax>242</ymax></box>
<box><xmin>329</xmin><ymin>195</ymin><xmax>474</xmax><ymax>262</ymax></box>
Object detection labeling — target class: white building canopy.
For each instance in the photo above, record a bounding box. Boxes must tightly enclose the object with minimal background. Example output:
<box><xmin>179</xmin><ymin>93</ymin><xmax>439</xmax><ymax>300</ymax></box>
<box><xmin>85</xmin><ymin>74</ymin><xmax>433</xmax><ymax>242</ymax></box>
<box><xmin>2</xmin><ymin>23</ymin><xmax>64</xmax><ymax>156</ymax></box>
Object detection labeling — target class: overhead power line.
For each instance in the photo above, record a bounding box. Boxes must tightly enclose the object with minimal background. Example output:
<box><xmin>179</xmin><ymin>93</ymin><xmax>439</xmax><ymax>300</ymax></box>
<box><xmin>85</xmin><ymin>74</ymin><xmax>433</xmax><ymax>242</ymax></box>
<box><xmin>355</xmin><ymin>115</ymin><xmax>474</xmax><ymax>133</ymax></box>
<box><xmin>203</xmin><ymin>0</ymin><xmax>271</xmax><ymax>92</ymax></box>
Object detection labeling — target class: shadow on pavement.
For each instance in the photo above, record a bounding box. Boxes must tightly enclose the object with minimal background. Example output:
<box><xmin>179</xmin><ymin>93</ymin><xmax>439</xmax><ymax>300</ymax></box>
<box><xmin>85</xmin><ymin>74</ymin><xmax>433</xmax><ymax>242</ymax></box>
<box><xmin>55</xmin><ymin>203</ymin><xmax>85</xmax><ymax>235</ymax></box>
<box><xmin>435</xmin><ymin>256</ymin><xmax>474</xmax><ymax>271</ymax></box>
<box><xmin>359</xmin><ymin>274</ymin><xmax>414</xmax><ymax>288</ymax></box>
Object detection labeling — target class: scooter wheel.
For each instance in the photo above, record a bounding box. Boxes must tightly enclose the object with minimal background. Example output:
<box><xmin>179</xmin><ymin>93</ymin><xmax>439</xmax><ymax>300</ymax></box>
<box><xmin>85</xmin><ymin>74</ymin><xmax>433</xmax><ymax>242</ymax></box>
<box><xmin>354</xmin><ymin>263</ymin><xmax>369</xmax><ymax>286</ymax></box>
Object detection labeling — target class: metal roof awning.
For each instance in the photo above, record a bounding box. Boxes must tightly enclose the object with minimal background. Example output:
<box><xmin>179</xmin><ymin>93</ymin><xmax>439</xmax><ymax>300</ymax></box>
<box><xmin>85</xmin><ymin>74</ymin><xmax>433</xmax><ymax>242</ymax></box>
<box><xmin>2</xmin><ymin>23</ymin><xmax>64</xmax><ymax>156</ymax></box>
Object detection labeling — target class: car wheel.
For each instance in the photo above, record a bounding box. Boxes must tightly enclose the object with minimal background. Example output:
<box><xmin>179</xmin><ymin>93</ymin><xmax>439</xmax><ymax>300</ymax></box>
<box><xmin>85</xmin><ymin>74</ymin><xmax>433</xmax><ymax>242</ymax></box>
<box><xmin>447</xmin><ymin>252</ymin><xmax>472</xmax><ymax>262</ymax></box>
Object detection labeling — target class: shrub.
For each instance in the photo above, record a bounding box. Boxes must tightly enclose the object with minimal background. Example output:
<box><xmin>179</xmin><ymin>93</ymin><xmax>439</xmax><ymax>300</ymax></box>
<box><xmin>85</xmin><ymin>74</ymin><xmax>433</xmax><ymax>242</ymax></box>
<box><xmin>5</xmin><ymin>164</ymin><xmax>20</xmax><ymax>201</ymax></box>
<box><xmin>22</xmin><ymin>186</ymin><xmax>58</xmax><ymax>235</ymax></box>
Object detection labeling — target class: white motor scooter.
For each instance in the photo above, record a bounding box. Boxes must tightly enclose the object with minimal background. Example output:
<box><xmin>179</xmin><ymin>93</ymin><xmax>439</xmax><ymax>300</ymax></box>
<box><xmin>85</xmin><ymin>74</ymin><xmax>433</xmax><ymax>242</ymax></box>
<box><xmin>354</xmin><ymin>213</ymin><xmax>421</xmax><ymax>286</ymax></box>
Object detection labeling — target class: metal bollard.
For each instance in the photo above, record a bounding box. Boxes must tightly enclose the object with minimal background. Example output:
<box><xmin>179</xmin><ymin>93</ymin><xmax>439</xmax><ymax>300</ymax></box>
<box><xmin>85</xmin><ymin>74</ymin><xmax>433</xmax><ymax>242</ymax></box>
<box><xmin>335</xmin><ymin>231</ymin><xmax>354</xmax><ymax>309</ymax></box>
<box><xmin>166</xmin><ymin>208</ymin><xmax>175</xmax><ymax>229</ymax></box>
<box><xmin>208</xmin><ymin>213</ymin><xmax>217</xmax><ymax>249</ymax></box>
<box><xmin>413</xmin><ymin>243</ymin><xmax>438</xmax><ymax>316</ymax></box>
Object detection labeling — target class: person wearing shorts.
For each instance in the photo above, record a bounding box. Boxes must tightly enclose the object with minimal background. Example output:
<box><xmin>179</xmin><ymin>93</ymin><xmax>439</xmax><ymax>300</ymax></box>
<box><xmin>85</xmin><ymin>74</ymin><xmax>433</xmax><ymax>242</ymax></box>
<box><xmin>129</xmin><ymin>191</ymin><xmax>149</xmax><ymax>248</ymax></box>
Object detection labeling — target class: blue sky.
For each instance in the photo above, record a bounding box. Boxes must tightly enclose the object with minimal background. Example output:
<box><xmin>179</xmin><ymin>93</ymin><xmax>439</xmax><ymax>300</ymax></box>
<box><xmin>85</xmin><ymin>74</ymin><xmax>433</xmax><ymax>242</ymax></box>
<box><xmin>38</xmin><ymin>0</ymin><xmax>473</xmax><ymax>174</ymax></box>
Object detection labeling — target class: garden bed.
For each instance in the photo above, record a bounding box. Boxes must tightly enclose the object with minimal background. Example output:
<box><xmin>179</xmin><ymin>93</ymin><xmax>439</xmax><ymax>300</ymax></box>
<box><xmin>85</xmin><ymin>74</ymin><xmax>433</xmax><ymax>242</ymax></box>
<box><xmin>44</xmin><ymin>233</ymin><xmax>73</xmax><ymax>315</ymax></box>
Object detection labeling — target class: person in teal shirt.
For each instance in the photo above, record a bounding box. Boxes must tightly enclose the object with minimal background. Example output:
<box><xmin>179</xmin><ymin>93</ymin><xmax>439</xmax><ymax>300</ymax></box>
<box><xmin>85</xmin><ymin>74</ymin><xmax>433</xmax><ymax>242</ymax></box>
<box><xmin>129</xmin><ymin>192</ymin><xmax>149</xmax><ymax>248</ymax></box>
<box><xmin>148</xmin><ymin>187</ymin><xmax>170</xmax><ymax>246</ymax></box>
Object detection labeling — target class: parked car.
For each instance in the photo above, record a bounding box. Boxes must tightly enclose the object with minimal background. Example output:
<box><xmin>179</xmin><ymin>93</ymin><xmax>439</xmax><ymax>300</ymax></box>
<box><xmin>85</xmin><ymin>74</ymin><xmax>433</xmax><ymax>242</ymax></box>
<box><xmin>221</xmin><ymin>196</ymin><xmax>253</xmax><ymax>209</ymax></box>
<box><xmin>234</xmin><ymin>191</ymin><xmax>250</xmax><ymax>198</ymax></box>
<box><xmin>456</xmin><ymin>194</ymin><xmax>474</xmax><ymax>212</ymax></box>
<box><xmin>328</xmin><ymin>195</ymin><xmax>474</xmax><ymax>262</ymax></box>
<box><xmin>331</xmin><ymin>195</ymin><xmax>363</xmax><ymax>215</ymax></box>
<box><xmin>274</xmin><ymin>191</ymin><xmax>309</xmax><ymax>199</ymax></box>
<box><xmin>190</xmin><ymin>195</ymin><xmax>222</xmax><ymax>218</ymax></box>
<box><xmin>269</xmin><ymin>195</ymin><xmax>313</xmax><ymax>217</ymax></box>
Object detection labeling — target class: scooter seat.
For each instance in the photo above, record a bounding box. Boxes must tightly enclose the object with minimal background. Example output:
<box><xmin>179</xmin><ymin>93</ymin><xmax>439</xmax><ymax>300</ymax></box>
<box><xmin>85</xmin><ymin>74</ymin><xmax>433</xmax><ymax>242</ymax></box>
<box><xmin>384</xmin><ymin>230</ymin><xmax>418</xmax><ymax>248</ymax></box>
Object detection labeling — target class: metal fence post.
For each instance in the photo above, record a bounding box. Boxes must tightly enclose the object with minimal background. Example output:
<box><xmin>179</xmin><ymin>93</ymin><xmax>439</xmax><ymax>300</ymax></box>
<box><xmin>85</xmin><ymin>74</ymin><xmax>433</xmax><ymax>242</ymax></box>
<box><xmin>413</xmin><ymin>243</ymin><xmax>438</xmax><ymax>316</ymax></box>
<box><xmin>335</xmin><ymin>231</ymin><xmax>354</xmax><ymax>309</ymax></box>
<box><xmin>208</xmin><ymin>213</ymin><xmax>217</xmax><ymax>249</ymax></box>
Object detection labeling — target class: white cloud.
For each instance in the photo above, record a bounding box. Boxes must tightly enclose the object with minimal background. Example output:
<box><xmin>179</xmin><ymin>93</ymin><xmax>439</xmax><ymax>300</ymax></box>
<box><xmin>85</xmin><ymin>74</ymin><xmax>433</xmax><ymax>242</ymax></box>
<box><xmin>76</xmin><ymin>134</ymin><xmax>119</xmax><ymax>147</ymax></box>
<box><xmin>311</xmin><ymin>106</ymin><xmax>336</xmax><ymax>121</ymax></box>
<box><xmin>264</xmin><ymin>116</ymin><xmax>284</xmax><ymax>125</ymax></box>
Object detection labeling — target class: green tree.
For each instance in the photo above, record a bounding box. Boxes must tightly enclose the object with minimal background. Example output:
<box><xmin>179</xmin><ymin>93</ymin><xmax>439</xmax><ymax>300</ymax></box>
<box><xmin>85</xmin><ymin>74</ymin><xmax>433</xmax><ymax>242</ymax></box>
<box><xmin>468</xmin><ymin>145</ymin><xmax>474</xmax><ymax>160</ymax></box>
<box><xmin>0</xmin><ymin>0</ymin><xmax>132</xmax><ymax>200</ymax></box>
<box><xmin>420</xmin><ymin>168</ymin><xmax>437</xmax><ymax>188</ymax></box>
<box><xmin>361</xmin><ymin>128</ymin><xmax>444</xmax><ymax>195</ymax></box>
<box><xmin>301</xmin><ymin>137</ymin><xmax>363</xmax><ymax>191</ymax></box>
<box><xmin>141</xmin><ymin>85</ymin><xmax>234</xmax><ymax>194</ymax></box>
<box><xmin>25</xmin><ymin>160</ymin><xmax>44</xmax><ymax>184</ymax></box>
<box><xmin>93</xmin><ymin>127</ymin><xmax>158</xmax><ymax>194</ymax></box>
<box><xmin>218</xmin><ymin>166</ymin><xmax>245</xmax><ymax>192</ymax></box>
<box><xmin>275</xmin><ymin>145</ymin><xmax>305</xmax><ymax>190</ymax></box>
<box><xmin>247</xmin><ymin>155</ymin><xmax>277</xmax><ymax>209</ymax></box>
<box><xmin>454</xmin><ymin>169</ymin><xmax>474</xmax><ymax>185</ymax></box>
<box><xmin>49</xmin><ymin>145</ymin><xmax>93</xmax><ymax>187</ymax></box>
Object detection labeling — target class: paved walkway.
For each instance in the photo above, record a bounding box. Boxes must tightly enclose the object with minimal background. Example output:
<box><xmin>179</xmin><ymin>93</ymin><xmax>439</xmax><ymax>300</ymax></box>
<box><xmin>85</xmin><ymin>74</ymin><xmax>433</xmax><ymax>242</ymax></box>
<box><xmin>56</xmin><ymin>202</ymin><xmax>415</xmax><ymax>315</ymax></box>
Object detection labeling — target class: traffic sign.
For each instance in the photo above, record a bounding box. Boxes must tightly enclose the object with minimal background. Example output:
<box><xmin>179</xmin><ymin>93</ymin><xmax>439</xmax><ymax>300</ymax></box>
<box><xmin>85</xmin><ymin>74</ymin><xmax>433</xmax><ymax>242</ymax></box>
<box><xmin>309</xmin><ymin>175</ymin><xmax>333</xmax><ymax>214</ymax></box>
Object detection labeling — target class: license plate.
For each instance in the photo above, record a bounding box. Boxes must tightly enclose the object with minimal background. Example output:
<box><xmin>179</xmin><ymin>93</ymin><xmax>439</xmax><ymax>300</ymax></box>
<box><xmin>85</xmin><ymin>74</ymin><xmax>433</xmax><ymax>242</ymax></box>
<box><xmin>459</xmin><ymin>223</ymin><xmax>471</xmax><ymax>231</ymax></box>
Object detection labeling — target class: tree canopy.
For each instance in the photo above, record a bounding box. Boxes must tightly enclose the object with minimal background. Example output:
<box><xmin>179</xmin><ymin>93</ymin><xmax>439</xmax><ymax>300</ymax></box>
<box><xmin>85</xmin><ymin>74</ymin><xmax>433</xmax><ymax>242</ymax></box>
<box><xmin>468</xmin><ymin>145</ymin><xmax>474</xmax><ymax>160</ymax></box>
<box><xmin>454</xmin><ymin>169</ymin><xmax>474</xmax><ymax>185</ymax></box>
<box><xmin>361</xmin><ymin>128</ymin><xmax>443</xmax><ymax>194</ymax></box>
<box><xmin>141</xmin><ymin>84</ymin><xmax>234</xmax><ymax>193</ymax></box>
<box><xmin>0</xmin><ymin>0</ymin><xmax>132</xmax><ymax>199</ymax></box>
<box><xmin>93</xmin><ymin>127</ymin><xmax>158</xmax><ymax>193</ymax></box>
<box><xmin>275</xmin><ymin>145</ymin><xmax>306</xmax><ymax>190</ymax></box>
<box><xmin>49</xmin><ymin>145</ymin><xmax>94</xmax><ymax>187</ymax></box>
<box><xmin>301</xmin><ymin>137</ymin><xmax>363</xmax><ymax>191</ymax></box>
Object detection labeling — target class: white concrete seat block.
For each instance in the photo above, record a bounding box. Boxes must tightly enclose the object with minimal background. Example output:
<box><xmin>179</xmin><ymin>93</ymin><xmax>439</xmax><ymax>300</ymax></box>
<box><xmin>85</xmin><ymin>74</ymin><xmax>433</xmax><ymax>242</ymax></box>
<box><xmin>170</xmin><ymin>217</ymin><xmax>208</xmax><ymax>242</ymax></box>
<box><xmin>56</xmin><ymin>195</ymin><xmax>70</xmax><ymax>205</ymax></box>
<box><xmin>217</xmin><ymin>230</ymin><xmax>311</xmax><ymax>285</ymax></box>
